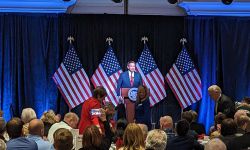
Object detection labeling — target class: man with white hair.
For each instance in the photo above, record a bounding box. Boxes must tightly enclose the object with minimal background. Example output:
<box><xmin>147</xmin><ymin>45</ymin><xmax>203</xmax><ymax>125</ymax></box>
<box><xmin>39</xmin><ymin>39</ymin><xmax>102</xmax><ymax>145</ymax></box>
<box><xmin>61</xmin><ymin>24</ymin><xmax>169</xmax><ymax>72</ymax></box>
<box><xmin>208</xmin><ymin>85</ymin><xmax>235</xmax><ymax>118</ymax></box>
<box><xmin>205</xmin><ymin>138</ymin><xmax>226</xmax><ymax>150</ymax></box>
<box><xmin>47</xmin><ymin>112</ymin><xmax>79</xmax><ymax>143</ymax></box>
<box><xmin>145</xmin><ymin>129</ymin><xmax>167</xmax><ymax>150</ymax></box>
<box><xmin>159</xmin><ymin>116</ymin><xmax>175</xmax><ymax>139</ymax></box>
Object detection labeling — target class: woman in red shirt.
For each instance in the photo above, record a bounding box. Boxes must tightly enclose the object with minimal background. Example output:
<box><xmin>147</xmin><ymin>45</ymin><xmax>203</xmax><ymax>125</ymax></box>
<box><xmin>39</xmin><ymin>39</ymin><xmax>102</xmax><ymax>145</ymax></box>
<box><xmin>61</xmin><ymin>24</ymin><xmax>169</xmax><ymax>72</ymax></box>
<box><xmin>78</xmin><ymin>86</ymin><xmax>107</xmax><ymax>134</ymax></box>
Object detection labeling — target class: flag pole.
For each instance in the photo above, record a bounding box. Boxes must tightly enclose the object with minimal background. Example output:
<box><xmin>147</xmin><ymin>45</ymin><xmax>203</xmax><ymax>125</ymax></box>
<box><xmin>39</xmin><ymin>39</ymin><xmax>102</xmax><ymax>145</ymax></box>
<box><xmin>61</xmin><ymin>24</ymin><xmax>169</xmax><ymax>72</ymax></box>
<box><xmin>179</xmin><ymin>38</ymin><xmax>187</xmax><ymax>116</ymax></box>
<box><xmin>67</xmin><ymin>36</ymin><xmax>75</xmax><ymax>44</ymax></box>
<box><xmin>141</xmin><ymin>36</ymin><xmax>148</xmax><ymax>44</ymax></box>
<box><xmin>106</xmin><ymin>37</ymin><xmax>113</xmax><ymax>46</ymax></box>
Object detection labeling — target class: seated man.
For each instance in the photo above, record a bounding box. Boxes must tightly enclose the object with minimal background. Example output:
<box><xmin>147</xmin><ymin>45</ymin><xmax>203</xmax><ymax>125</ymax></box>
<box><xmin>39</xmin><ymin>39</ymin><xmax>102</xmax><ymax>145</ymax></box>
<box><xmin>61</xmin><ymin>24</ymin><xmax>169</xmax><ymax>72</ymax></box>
<box><xmin>159</xmin><ymin>116</ymin><xmax>175</xmax><ymax>139</ymax></box>
<box><xmin>205</xmin><ymin>138</ymin><xmax>226</xmax><ymax>150</ymax></box>
<box><xmin>6</xmin><ymin>117</ymin><xmax>38</xmax><ymax>150</ymax></box>
<box><xmin>166</xmin><ymin>119</ymin><xmax>203</xmax><ymax>150</ymax></box>
<box><xmin>27</xmin><ymin>119</ymin><xmax>54</xmax><ymax>150</ymax></box>
<box><xmin>48</xmin><ymin>112</ymin><xmax>79</xmax><ymax>143</ymax></box>
<box><xmin>189</xmin><ymin>110</ymin><xmax>205</xmax><ymax>135</ymax></box>
<box><xmin>53</xmin><ymin>128</ymin><xmax>73</xmax><ymax>150</ymax></box>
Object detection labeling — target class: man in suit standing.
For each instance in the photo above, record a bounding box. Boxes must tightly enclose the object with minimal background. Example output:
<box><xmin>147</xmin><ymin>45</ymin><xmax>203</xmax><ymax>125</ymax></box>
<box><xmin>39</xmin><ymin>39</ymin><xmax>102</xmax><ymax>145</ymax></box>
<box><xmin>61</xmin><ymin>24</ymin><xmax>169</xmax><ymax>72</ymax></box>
<box><xmin>208</xmin><ymin>85</ymin><xmax>235</xmax><ymax>118</ymax></box>
<box><xmin>116</xmin><ymin>60</ymin><xmax>142</xmax><ymax>122</ymax></box>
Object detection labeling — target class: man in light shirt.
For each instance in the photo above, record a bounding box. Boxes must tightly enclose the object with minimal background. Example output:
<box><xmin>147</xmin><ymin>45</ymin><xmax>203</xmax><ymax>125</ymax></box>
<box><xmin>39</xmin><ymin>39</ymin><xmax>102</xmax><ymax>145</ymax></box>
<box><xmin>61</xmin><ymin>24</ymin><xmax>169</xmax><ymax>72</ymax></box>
<box><xmin>27</xmin><ymin>119</ymin><xmax>54</xmax><ymax>150</ymax></box>
<box><xmin>47</xmin><ymin>112</ymin><xmax>79</xmax><ymax>143</ymax></box>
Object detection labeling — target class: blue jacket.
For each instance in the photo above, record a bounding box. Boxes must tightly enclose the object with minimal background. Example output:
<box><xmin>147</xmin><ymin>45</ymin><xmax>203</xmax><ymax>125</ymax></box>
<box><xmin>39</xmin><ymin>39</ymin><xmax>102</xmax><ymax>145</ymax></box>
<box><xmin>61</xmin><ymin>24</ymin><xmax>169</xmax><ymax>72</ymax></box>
<box><xmin>116</xmin><ymin>71</ymin><xmax>142</xmax><ymax>96</ymax></box>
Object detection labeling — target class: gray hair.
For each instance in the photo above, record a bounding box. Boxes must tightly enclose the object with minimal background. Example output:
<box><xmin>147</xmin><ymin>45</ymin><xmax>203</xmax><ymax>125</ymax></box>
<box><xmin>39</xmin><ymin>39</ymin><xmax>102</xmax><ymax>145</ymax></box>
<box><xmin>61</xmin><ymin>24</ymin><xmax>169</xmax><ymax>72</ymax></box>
<box><xmin>145</xmin><ymin>129</ymin><xmax>167</xmax><ymax>150</ymax></box>
<box><xmin>0</xmin><ymin>139</ymin><xmax>6</xmax><ymax>150</ymax></box>
<box><xmin>205</xmin><ymin>138</ymin><xmax>226</xmax><ymax>150</ymax></box>
<box><xmin>21</xmin><ymin>108</ymin><xmax>37</xmax><ymax>123</ymax></box>
<box><xmin>64</xmin><ymin>112</ymin><xmax>79</xmax><ymax>121</ymax></box>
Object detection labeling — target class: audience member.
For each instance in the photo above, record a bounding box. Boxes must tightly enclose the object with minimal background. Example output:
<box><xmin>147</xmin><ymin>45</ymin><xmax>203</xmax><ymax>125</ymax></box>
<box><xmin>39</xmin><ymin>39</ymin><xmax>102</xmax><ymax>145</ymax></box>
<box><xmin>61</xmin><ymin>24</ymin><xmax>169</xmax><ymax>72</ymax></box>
<box><xmin>53</xmin><ymin>128</ymin><xmax>73</xmax><ymax>150</ymax></box>
<box><xmin>221</xmin><ymin>118</ymin><xmax>237</xmax><ymax>137</ymax></box>
<box><xmin>209</xmin><ymin>131</ymin><xmax>221</xmax><ymax>139</ymax></box>
<box><xmin>205</xmin><ymin>138</ymin><xmax>226</xmax><ymax>150</ymax></box>
<box><xmin>235</xmin><ymin>115</ymin><xmax>249</xmax><ymax>136</ymax></box>
<box><xmin>0</xmin><ymin>139</ymin><xmax>6</xmax><ymax>150</ymax></box>
<box><xmin>210</xmin><ymin>113</ymin><xmax>227</xmax><ymax>133</ymax></box>
<box><xmin>159</xmin><ymin>116</ymin><xmax>175</xmax><ymax>139</ymax></box>
<box><xmin>48</xmin><ymin>112</ymin><xmax>79</xmax><ymax>143</ymax></box>
<box><xmin>220</xmin><ymin>118</ymin><xmax>237</xmax><ymax>150</ymax></box>
<box><xmin>27</xmin><ymin>119</ymin><xmax>54</xmax><ymax>150</ymax></box>
<box><xmin>230</xmin><ymin>117</ymin><xmax>250</xmax><ymax>149</ymax></box>
<box><xmin>6</xmin><ymin>117</ymin><xmax>38</xmax><ymax>150</ymax></box>
<box><xmin>145</xmin><ymin>129</ymin><xmax>167</xmax><ymax>150</ymax></box>
<box><xmin>80</xmin><ymin>124</ymin><xmax>111</xmax><ymax>150</ymax></box>
<box><xmin>189</xmin><ymin>110</ymin><xmax>206</xmax><ymax>135</ymax></box>
<box><xmin>21</xmin><ymin>108</ymin><xmax>37</xmax><ymax>136</ymax></box>
<box><xmin>114</xmin><ymin>118</ymin><xmax>128</xmax><ymax>150</ymax></box>
<box><xmin>182</xmin><ymin>111</ymin><xmax>198</xmax><ymax>139</ymax></box>
<box><xmin>137</xmin><ymin>123</ymin><xmax>148</xmax><ymax>141</ymax></box>
<box><xmin>166</xmin><ymin>119</ymin><xmax>203</xmax><ymax>150</ymax></box>
<box><xmin>119</xmin><ymin>123</ymin><xmax>145</xmax><ymax>150</ymax></box>
<box><xmin>208</xmin><ymin>85</ymin><xmax>235</xmax><ymax>118</ymax></box>
<box><xmin>236</xmin><ymin>97</ymin><xmax>250</xmax><ymax>111</ymax></box>
<box><xmin>41</xmin><ymin>110</ymin><xmax>58</xmax><ymax>139</ymax></box>
<box><xmin>0</xmin><ymin>117</ymin><xmax>8</xmax><ymax>142</ymax></box>
<box><xmin>103</xmin><ymin>102</ymin><xmax>116</xmax><ymax>133</ymax></box>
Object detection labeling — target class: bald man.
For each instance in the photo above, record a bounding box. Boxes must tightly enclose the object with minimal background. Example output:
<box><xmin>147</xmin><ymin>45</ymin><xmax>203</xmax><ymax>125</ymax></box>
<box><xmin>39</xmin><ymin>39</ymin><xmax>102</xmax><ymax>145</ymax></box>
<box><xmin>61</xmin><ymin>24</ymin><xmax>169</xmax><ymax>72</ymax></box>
<box><xmin>208</xmin><ymin>85</ymin><xmax>235</xmax><ymax>118</ymax></box>
<box><xmin>27</xmin><ymin>119</ymin><xmax>54</xmax><ymax>150</ymax></box>
<box><xmin>205</xmin><ymin>138</ymin><xmax>226</xmax><ymax>150</ymax></box>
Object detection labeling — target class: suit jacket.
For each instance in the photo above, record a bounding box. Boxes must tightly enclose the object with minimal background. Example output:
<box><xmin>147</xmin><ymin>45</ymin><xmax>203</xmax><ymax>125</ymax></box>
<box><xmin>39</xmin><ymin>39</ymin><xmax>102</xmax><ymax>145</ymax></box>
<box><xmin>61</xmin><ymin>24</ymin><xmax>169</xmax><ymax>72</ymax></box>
<box><xmin>216</xmin><ymin>94</ymin><xmax>235</xmax><ymax>118</ymax></box>
<box><xmin>190</xmin><ymin>122</ymin><xmax>206</xmax><ymax>135</ymax></box>
<box><xmin>166</xmin><ymin>135</ymin><xmax>203</xmax><ymax>150</ymax></box>
<box><xmin>231</xmin><ymin>132</ymin><xmax>250</xmax><ymax>150</ymax></box>
<box><xmin>116</xmin><ymin>71</ymin><xmax>142</xmax><ymax>96</ymax></box>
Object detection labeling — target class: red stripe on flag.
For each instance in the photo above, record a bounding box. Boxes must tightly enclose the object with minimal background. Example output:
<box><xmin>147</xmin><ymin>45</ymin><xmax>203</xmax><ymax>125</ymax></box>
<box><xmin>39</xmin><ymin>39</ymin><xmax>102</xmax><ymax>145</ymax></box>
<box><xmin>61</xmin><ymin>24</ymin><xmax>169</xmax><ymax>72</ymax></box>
<box><xmin>165</xmin><ymin>74</ymin><xmax>185</xmax><ymax>108</ymax></box>
<box><xmin>60</xmin><ymin>66</ymin><xmax>81</xmax><ymax>105</ymax></box>
<box><xmin>169</xmin><ymin>71</ymin><xmax>188</xmax><ymax>107</ymax></box>
<box><xmin>55</xmin><ymin>69</ymin><xmax>77</xmax><ymax>107</ymax></box>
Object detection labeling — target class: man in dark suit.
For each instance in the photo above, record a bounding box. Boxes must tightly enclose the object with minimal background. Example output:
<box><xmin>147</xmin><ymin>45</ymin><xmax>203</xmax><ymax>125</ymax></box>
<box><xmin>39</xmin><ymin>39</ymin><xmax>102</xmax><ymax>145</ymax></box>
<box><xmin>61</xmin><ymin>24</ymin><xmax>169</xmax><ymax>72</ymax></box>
<box><xmin>116</xmin><ymin>60</ymin><xmax>142</xmax><ymax>122</ymax></box>
<box><xmin>166</xmin><ymin>119</ymin><xmax>203</xmax><ymax>150</ymax></box>
<box><xmin>230</xmin><ymin>118</ymin><xmax>250</xmax><ymax>150</ymax></box>
<box><xmin>208</xmin><ymin>85</ymin><xmax>235</xmax><ymax>118</ymax></box>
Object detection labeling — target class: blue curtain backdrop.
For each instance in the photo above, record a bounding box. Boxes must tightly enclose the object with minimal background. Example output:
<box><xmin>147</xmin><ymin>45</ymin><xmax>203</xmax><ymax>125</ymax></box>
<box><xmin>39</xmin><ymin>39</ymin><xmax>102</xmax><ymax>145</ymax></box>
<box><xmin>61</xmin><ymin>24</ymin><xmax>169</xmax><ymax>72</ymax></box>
<box><xmin>186</xmin><ymin>16</ymin><xmax>250</xmax><ymax>133</ymax></box>
<box><xmin>0</xmin><ymin>13</ymin><xmax>67</xmax><ymax>120</ymax></box>
<box><xmin>0</xmin><ymin>14</ymin><xmax>184</xmax><ymax>123</ymax></box>
<box><xmin>1</xmin><ymin>13</ymin><xmax>250</xmax><ymax>133</ymax></box>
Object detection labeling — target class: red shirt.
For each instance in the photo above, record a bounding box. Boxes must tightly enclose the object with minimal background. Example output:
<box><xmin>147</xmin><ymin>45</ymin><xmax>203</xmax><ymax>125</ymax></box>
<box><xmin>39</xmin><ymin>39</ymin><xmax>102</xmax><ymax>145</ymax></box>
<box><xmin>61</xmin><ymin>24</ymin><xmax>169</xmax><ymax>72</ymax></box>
<box><xmin>78</xmin><ymin>97</ymin><xmax>103</xmax><ymax>134</ymax></box>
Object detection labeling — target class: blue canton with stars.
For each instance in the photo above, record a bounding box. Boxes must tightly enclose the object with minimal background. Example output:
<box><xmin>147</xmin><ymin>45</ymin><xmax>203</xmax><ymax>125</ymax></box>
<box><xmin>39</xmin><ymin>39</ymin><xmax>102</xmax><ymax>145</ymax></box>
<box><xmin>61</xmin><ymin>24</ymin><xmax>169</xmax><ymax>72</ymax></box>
<box><xmin>137</xmin><ymin>45</ymin><xmax>157</xmax><ymax>75</ymax></box>
<box><xmin>63</xmin><ymin>45</ymin><xmax>83</xmax><ymax>75</ymax></box>
<box><xmin>101</xmin><ymin>46</ymin><xmax>121</xmax><ymax>76</ymax></box>
<box><xmin>175</xmin><ymin>48</ymin><xmax>195</xmax><ymax>75</ymax></box>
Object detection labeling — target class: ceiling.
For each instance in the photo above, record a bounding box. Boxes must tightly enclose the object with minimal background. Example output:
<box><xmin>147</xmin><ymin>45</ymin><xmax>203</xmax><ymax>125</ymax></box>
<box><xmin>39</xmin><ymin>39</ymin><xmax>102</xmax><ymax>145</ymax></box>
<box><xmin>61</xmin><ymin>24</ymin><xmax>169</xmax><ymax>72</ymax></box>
<box><xmin>1</xmin><ymin>0</ymin><xmax>250</xmax><ymax>16</ymax></box>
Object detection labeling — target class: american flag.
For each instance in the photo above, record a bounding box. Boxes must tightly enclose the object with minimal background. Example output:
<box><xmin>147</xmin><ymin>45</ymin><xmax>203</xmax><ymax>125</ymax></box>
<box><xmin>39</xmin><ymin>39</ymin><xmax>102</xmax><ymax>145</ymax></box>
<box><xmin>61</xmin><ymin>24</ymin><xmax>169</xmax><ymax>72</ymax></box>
<box><xmin>53</xmin><ymin>44</ymin><xmax>92</xmax><ymax>109</ymax></box>
<box><xmin>91</xmin><ymin>46</ymin><xmax>122</xmax><ymax>106</ymax></box>
<box><xmin>136</xmin><ymin>44</ymin><xmax>166</xmax><ymax>106</ymax></box>
<box><xmin>166</xmin><ymin>47</ymin><xmax>202</xmax><ymax>108</ymax></box>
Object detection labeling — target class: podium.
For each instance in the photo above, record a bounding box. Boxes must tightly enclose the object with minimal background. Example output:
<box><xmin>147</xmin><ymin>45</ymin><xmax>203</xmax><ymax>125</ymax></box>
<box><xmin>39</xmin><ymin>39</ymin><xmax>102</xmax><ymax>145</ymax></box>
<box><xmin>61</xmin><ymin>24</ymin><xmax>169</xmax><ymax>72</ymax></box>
<box><xmin>121</xmin><ymin>88</ymin><xmax>136</xmax><ymax>123</ymax></box>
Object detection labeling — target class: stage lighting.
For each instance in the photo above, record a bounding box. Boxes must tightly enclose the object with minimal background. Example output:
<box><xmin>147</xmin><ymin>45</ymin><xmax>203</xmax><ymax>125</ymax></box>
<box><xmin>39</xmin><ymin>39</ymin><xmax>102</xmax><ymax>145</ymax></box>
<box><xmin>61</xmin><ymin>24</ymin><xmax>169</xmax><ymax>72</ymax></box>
<box><xmin>111</xmin><ymin>0</ymin><xmax>123</xmax><ymax>3</ymax></box>
<box><xmin>222</xmin><ymin>0</ymin><xmax>233</xmax><ymax>5</ymax></box>
<box><xmin>168</xmin><ymin>0</ymin><xmax>177</xmax><ymax>4</ymax></box>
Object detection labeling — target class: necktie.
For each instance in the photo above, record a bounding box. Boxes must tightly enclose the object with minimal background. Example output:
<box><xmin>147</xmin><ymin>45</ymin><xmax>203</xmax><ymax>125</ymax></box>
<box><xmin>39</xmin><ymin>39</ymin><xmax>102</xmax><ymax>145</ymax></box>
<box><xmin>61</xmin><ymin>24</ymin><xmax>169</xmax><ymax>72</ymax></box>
<box><xmin>130</xmin><ymin>75</ymin><xmax>134</xmax><ymax>86</ymax></box>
